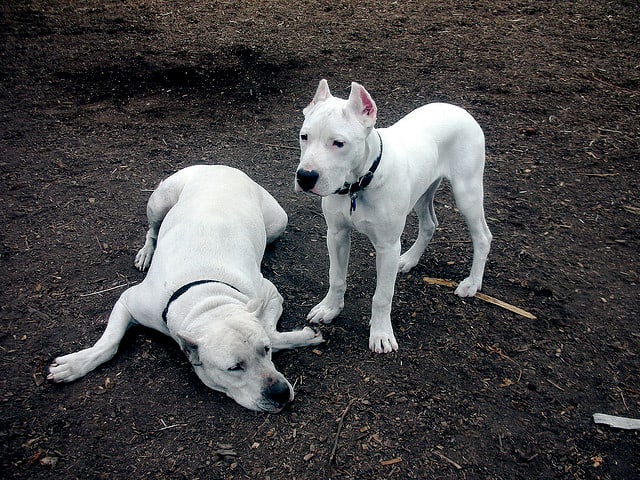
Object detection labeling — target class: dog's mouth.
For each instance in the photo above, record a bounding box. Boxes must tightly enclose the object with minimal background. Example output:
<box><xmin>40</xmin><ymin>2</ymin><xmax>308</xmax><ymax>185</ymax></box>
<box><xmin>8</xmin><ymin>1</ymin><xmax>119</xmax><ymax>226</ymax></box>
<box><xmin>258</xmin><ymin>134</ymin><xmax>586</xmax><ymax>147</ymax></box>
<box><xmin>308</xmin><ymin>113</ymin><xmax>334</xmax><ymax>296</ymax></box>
<box><xmin>259</xmin><ymin>379</ymin><xmax>293</xmax><ymax>413</ymax></box>
<box><xmin>265</xmin><ymin>403</ymin><xmax>286</xmax><ymax>414</ymax></box>
<box><xmin>295</xmin><ymin>178</ymin><xmax>338</xmax><ymax>198</ymax></box>
<box><xmin>299</xmin><ymin>188</ymin><xmax>321</xmax><ymax>197</ymax></box>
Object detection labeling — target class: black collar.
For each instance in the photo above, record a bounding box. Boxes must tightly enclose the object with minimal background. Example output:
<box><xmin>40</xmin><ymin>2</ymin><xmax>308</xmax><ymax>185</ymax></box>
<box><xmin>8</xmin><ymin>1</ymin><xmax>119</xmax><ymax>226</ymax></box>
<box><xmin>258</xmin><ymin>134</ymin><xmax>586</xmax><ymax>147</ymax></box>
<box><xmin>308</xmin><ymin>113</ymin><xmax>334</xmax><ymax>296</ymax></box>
<box><xmin>335</xmin><ymin>131</ymin><xmax>383</xmax><ymax>213</ymax></box>
<box><xmin>162</xmin><ymin>279</ymin><xmax>240</xmax><ymax>323</ymax></box>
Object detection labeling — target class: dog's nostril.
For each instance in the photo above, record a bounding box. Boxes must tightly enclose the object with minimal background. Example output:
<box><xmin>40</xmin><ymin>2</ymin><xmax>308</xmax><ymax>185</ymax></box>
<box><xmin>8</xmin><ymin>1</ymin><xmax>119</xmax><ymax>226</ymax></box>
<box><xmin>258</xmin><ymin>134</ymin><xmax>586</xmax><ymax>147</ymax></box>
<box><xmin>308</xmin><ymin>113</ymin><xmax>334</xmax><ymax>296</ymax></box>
<box><xmin>265</xmin><ymin>381</ymin><xmax>291</xmax><ymax>406</ymax></box>
<box><xmin>296</xmin><ymin>169</ymin><xmax>319</xmax><ymax>191</ymax></box>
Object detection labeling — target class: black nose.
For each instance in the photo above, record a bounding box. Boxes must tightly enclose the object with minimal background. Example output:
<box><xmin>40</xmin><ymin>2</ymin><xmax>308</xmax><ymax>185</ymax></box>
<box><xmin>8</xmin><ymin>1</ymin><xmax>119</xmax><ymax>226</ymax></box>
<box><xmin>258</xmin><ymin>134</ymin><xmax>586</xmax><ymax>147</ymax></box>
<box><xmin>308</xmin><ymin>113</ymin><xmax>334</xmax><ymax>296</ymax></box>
<box><xmin>296</xmin><ymin>169</ymin><xmax>319</xmax><ymax>191</ymax></box>
<box><xmin>264</xmin><ymin>381</ymin><xmax>291</xmax><ymax>407</ymax></box>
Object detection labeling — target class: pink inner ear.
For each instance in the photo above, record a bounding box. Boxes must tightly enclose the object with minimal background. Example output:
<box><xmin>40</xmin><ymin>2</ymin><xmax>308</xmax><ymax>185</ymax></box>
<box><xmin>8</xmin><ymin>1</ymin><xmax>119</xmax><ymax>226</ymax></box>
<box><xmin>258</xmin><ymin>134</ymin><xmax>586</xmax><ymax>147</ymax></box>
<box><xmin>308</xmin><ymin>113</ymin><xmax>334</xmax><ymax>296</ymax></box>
<box><xmin>360</xmin><ymin>90</ymin><xmax>376</xmax><ymax>116</ymax></box>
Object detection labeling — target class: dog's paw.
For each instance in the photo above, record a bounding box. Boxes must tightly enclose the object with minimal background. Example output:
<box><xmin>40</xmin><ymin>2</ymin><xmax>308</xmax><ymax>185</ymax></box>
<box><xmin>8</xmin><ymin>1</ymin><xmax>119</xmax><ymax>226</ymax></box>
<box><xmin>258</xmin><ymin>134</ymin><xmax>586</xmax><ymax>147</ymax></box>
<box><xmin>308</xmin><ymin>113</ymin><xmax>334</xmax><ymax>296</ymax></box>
<box><xmin>369</xmin><ymin>330</ymin><xmax>398</xmax><ymax>354</ymax></box>
<box><xmin>47</xmin><ymin>349</ymin><xmax>96</xmax><ymax>383</ymax></box>
<box><xmin>398</xmin><ymin>253</ymin><xmax>420</xmax><ymax>273</ymax></box>
<box><xmin>454</xmin><ymin>276</ymin><xmax>481</xmax><ymax>298</ymax></box>
<box><xmin>307</xmin><ymin>300</ymin><xmax>343</xmax><ymax>324</ymax></box>
<box><xmin>302</xmin><ymin>326</ymin><xmax>324</xmax><ymax>346</ymax></box>
<box><xmin>307</xmin><ymin>293</ymin><xmax>344</xmax><ymax>324</ymax></box>
<box><xmin>134</xmin><ymin>245</ymin><xmax>154</xmax><ymax>271</ymax></box>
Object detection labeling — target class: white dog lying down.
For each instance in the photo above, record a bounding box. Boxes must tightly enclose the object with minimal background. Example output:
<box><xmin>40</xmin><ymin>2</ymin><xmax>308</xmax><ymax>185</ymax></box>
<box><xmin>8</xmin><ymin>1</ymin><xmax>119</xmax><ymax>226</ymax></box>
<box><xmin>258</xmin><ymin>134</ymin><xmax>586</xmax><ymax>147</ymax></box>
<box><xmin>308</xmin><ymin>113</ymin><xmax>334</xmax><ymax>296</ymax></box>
<box><xmin>49</xmin><ymin>165</ymin><xmax>323</xmax><ymax>413</ymax></box>
<box><xmin>295</xmin><ymin>80</ymin><xmax>492</xmax><ymax>354</ymax></box>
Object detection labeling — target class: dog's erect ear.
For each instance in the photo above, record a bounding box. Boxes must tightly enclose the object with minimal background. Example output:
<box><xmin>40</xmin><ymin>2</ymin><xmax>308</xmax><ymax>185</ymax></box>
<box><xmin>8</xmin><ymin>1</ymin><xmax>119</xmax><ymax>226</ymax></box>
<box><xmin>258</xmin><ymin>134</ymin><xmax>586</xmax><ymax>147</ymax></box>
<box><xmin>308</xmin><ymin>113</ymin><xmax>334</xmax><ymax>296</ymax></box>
<box><xmin>347</xmin><ymin>82</ymin><xmax>377</xmax><ymax>127</ymax></box>
<box><xmin>178</xmin><ymin>331</ymin><xmax>201</xmax><ymax>365</ymax></box>
<box><xmin>303</xmin><ymin>79</ymin><xmax>332</xmax><ymax>116</ymax></box>
<box><xmin>246</xmin><ymin>298</ymin><xmax>264</xmax><ymax>317</ymax></box>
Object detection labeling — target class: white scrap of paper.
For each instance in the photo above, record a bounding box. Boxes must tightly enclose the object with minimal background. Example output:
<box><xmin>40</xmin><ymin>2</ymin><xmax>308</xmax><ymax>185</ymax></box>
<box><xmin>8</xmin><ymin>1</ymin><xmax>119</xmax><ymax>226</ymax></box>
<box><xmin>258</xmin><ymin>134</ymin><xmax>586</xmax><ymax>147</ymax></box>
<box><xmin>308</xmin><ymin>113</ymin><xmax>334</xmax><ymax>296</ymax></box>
<box><xmin>593</xmin><ymin>413</ymin><xmax>640</xmax><ymax>430</ymax></box>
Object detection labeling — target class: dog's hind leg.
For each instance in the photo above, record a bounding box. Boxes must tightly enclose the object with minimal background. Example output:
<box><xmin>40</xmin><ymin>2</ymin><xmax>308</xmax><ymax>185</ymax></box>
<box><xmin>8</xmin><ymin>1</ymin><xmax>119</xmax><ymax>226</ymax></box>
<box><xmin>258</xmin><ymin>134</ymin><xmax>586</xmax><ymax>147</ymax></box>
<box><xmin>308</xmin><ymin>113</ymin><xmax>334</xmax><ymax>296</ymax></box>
<box><xmin>257</xmin><ymin>185</ymin><xmax>288</xmax><ymax>244</ymax></box>
<box><xmin>134</xmin><ymin>179</ymin><xmax>181</xmax><ymax>271</ymax></box>
<box><xmin>450</xmin><ymin>178</ymin><xmax>492</xmax><ymax>297</ymax></box>
<box><xmin>48</xmin><ymin>295</ymin><xmax>135</xmax><ymax>383</ymax></box>
<box><xmin>398</xmin><ymin>179</ymin><xmax>442</xmax><ymax>273</ymax></box>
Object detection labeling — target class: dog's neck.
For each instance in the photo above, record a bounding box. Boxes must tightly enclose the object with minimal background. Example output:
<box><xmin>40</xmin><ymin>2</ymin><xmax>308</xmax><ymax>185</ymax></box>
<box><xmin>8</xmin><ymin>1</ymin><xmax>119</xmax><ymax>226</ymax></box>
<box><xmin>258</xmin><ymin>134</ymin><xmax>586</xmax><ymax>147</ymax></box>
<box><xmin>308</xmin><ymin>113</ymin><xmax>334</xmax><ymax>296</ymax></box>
<box><xmin>162</xmin><ymin>279</ymin><xmax>243</xmax><ymax>323</ymax></box>
<box><xmin>335</xmin><ymin>131</ymin><xmax>383</xmax><ymax>213</ymax></box>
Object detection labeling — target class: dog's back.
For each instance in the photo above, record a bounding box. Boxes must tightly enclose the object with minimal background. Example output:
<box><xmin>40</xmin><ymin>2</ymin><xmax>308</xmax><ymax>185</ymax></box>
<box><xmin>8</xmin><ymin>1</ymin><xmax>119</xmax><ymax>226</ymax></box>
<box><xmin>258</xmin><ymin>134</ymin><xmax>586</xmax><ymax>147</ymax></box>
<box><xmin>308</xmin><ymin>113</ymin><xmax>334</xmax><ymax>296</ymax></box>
<box><xmin>147</xmin><ymin>165</ymin><xmax>271</xmax><ymax>290</ymax></box>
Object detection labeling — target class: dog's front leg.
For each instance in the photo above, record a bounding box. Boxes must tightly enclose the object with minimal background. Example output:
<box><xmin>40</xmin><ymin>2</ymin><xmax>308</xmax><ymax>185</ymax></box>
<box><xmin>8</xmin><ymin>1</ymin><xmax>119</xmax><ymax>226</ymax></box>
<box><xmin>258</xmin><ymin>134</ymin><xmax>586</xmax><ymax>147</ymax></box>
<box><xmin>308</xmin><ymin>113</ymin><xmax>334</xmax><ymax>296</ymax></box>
<box><xmin>48</xmin><ymin>298</ymin><xmax>134</xmax><ymax>382</ymax></box>
<box><xmin>369</xmin><ymin>241</ymin><xmax>401</xmax><ymax>353</ymax></box>
<box><xmin>307</xmin><ymin>224</ymin><xmax>352</xmax><ymax>324</ymax></box>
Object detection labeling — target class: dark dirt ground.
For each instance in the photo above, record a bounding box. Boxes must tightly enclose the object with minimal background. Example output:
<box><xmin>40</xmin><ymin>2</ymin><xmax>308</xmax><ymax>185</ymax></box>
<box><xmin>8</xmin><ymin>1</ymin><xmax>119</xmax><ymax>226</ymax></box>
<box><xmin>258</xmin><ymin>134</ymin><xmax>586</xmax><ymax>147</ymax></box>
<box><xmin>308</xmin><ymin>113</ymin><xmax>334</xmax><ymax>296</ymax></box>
<box><xmin>1</xmin><ymin>1</ymin><xmax>639</xmax><ymax>478</ymax></box>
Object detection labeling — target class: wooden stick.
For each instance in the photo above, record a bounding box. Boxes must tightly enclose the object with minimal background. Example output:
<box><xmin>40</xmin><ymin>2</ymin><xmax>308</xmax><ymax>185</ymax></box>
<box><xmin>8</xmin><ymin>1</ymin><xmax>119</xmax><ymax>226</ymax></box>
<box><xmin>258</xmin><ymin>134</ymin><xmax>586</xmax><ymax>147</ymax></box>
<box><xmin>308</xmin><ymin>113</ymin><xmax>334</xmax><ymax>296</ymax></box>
<box><xmin>252</xmin><ymin>141</ymin><xmax>299</xmax><ymax>150</ymax></box>
<box><xmin>623</xmin><ymin>205</ymin><xmax>640</xmax><ymax>215</ymax></box>
<box><xmin>329</xmin><ymin>399</ymin><xmax>355</xmax><ymax>464</ymax></box>
<box><xmin>422</xmin><ymin>277</ymin><xmax>537</xmax><ymax>320</ymax></box>
<box><xmin>79</xmin><ymin>283</ymin><xmax>129</xmax><ymax>297</ymax></box>
<box><xmin>593</xmin><ymin>414</ymin><xmax>640</xmax><ymax>430</ymax></box>
<box><xmin>582</xmin><ymin>173</ymin><xmax>619</xmax><ymax>177</ymax></box>
<box><xmin>475</xmin><ymin>292</ymin><xmax>537</xmax><ymax>320</ymax></box>
<box><xmin>433</xmin><ymin>450</ymin><xmax>463</xmax><ymax>470</ymax></box>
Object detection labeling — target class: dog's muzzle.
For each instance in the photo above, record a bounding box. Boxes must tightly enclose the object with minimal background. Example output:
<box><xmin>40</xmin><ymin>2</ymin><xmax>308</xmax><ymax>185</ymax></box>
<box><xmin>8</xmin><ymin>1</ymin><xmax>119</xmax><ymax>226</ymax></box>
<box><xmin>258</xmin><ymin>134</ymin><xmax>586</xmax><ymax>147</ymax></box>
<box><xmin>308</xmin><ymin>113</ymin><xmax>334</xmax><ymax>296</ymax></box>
<box><xmin>262</xmin><ymin>379</ymin><xmax>292</xmax><ymax>412</ymax></box>
<box><xmin>296</xmin><ymin>169</ymin><xmax>320</xmax><ymax>192</ymax></box>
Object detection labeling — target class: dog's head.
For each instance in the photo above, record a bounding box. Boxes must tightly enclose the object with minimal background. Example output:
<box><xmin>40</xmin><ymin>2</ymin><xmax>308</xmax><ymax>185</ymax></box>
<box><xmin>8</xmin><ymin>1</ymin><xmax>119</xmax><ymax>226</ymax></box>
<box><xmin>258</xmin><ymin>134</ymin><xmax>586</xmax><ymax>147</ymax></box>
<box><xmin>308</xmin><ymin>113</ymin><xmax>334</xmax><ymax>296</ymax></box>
<box><xmin>295</xmin><ymin>79</ymin><xmax>378</xmax><ymax>196</ymax></box>
<box><xmin>178</xmin><ymin>300</ymin><xmax>293</xmax><ymax>413</ymax></box>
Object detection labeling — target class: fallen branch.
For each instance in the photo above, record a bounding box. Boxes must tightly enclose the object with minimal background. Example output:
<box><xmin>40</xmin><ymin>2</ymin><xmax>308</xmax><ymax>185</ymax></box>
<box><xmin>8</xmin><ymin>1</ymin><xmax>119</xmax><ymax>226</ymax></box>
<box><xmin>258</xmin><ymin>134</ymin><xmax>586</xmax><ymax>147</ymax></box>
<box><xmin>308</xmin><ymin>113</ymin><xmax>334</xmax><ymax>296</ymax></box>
<box><xmin>593</xmin><ymin>413</ymin><xmax>640</xmax><ymax>430</ymax></box>
<box><xmin>422</xmin><ymin>277</ymin><xmax>537</xmax><ymax>320</ymax></box>
<box><xmin>251</xmin><ymin>141</ymin><xmax>299</xmax><ymax>150</ymax></box>
<box><xmin>581</xmin><ymin>172</ymin><xmax>619</xmax><ymax>177</ymax></box>
<box><xmin>433</xmin><ymin>450</ymin><xmax>463</xmax><ymax>470</ymax></box>
<box><xmin>79</xmin><ymin>283</ymin><xmax>130</xmax><ymax>297</ymax></box>
<box><xmin>623</xmin><ymin>205</ymin><xmax>640</xmax><ymax>215</ymax></box>
<box><xmin>329</xmin><ymin>398</ymin><xmax>355</xmax><ymax>464</ymax></box>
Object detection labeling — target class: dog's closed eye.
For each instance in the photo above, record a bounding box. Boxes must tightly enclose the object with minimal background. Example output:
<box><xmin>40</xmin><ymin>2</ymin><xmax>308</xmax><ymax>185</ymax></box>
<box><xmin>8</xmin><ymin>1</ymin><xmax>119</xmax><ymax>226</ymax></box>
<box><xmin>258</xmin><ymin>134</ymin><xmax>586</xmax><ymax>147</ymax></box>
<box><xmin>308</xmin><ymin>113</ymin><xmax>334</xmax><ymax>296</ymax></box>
<box><xmin>228</xmin><ymin>363</ymin><xmax>245</xmax><ymax>372</ymax></box>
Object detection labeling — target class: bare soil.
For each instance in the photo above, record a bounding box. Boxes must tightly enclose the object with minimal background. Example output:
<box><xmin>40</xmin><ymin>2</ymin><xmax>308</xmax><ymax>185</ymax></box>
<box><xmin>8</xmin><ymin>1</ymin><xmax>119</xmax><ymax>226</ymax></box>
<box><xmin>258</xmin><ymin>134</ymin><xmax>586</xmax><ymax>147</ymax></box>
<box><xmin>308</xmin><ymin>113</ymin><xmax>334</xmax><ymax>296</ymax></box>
<box><xmin>1</xmin><ymin>1</ymin><xmax>639</xmax><ymax>479</ymax></box>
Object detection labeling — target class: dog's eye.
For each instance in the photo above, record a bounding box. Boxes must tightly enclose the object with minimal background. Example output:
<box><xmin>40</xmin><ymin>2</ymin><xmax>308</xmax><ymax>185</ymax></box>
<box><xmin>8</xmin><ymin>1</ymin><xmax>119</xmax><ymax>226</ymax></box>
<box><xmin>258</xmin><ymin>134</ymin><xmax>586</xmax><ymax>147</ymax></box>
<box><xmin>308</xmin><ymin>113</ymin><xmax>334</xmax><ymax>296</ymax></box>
<box><xmin>264</xmin><ymin>346</ymin><xmax>270</xmax><ymax>355</ymax></box>
<box><xmin>333</xmin><ymin>140</ymin><xmax>345</xmax><ymax>148</ymax></box>
<box><xmin>300</xmin><ymin>134</ymin><xmax>308</xmax><ymax>141</ymax></box>
<box><xmin>228</xmin><ymin>363</ymin><xmax>244</xmax><ymax>372</ymax></box>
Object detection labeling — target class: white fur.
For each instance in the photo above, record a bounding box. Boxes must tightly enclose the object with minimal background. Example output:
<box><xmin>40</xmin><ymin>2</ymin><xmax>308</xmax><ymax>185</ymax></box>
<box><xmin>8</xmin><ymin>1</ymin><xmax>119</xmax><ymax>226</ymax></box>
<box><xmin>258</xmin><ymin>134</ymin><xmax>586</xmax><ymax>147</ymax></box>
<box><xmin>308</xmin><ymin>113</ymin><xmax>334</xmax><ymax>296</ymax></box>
<box><xmin>49</xmin><ymin>165</ymin><xmax>322</xmax><ymax>412</ymax></box>
<box><xmin>295</xmin><ymin>80</ymin><xmax>492</xmax><ymax>354</ymax></box>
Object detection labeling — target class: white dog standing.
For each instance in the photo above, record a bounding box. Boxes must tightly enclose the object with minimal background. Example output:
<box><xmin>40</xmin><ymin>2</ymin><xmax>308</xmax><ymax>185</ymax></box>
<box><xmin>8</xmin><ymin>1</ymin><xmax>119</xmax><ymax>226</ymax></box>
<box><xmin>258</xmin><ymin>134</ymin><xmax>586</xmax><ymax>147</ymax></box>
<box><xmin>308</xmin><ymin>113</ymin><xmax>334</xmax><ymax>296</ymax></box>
<box><xmin>49</xmin><ymin>165</ymin><xmax>322</xmax><ymax>413</ymax></box>
<box><xmin>295</xmin><ymin>80</ymin><xmax>492</xmax><ymax>354</ymax></box>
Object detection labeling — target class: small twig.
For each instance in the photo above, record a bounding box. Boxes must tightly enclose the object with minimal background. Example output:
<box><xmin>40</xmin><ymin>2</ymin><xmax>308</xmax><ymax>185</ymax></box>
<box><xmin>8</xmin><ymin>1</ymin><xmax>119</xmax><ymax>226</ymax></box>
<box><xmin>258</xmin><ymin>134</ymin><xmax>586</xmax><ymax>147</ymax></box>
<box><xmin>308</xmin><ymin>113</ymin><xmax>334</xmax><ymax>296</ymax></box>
<box><xmin>433</xmin><ymin>450</ymin><xmax>463</xmax><ymax>470</ymax></box>
<box><xmin>619</xmin><ymin>388</ymin><xmax>629</xmax><ymax>412</ymax></box>
<box><xmin>422</xmin><ymin>277</ymin><xmax>537</xmax><ymax>320</ymax></box>
<box><xmin>475</xmin><ymin>292</ymin><xmax>537</xmax><ymax>320</ymax></box>
<box><xmin>590</xmin><ymin>72</ymin><xmax>637</xmax><ymax>93</ymax></box>
<box><xmin>95</xmin><ymin>234</ymin><xmax>103</xmax><ymax>251</ymax></box>
<box><xmin>483</xmin><ymin>344</ymin><xmax>523</xmax><ymax>383</ymax></box>
<box><xmin>623</xmin><ymin>205</ymin><xmax>640</xmax><ymax>215</ymax></box>
<box><xmin>581</xmin><ymin>173</ymin><xmax>619</xmax><ymax>177</ymax></box>
<box><xmin>623</xmin><ymin>386</ymin><xmax>640</xmax><ymax>396</ymax></box>
<box><xmin>80</xmin><ymin>283</ymin><xmax>130</xmax><ymax>297</ymax></box>
<box><xmin>156</xmin><ymin>423</ymin><xmax>186</xmax><ymax>432</ymax></box>
<box><xmin>252</xmin><ymin>141</ymin><xmax>299</xmax><ymax>150</ymax></box>
<box><xmin>27</xmin><ymin>306</ymin><xmax>51</xmax><ymax>321</ymax></box>
<box><xmin>546</xmin><ymin>379</ymin><xmax>565</xmax><ymax>392</ymax></box>
<box><xmin>329</xmin><ymin>398</ymin><xmax>355</xmax><ymax>464</ymax></box>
